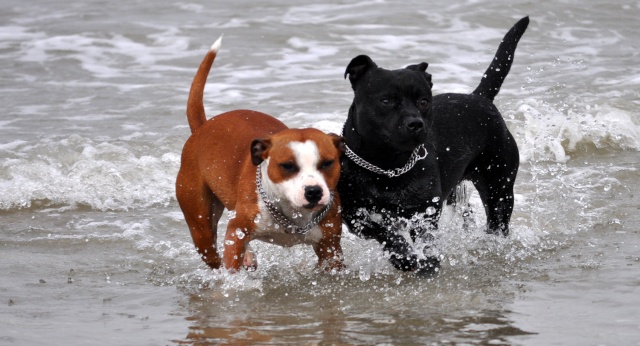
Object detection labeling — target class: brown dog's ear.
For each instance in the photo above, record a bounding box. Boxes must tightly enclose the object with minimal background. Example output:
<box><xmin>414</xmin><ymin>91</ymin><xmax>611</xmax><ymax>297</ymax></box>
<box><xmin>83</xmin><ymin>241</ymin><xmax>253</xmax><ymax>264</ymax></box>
<box><xmin>328</xmin><ymin>133</ymin><xmax>346</xmax><ymax>154</ymax></box>
<box><xmin>405</xmin><ymin>62</ymin><xmax>433</xmax><ymax>88</ymax></box>
<box><xmin>251</xmin><ymin>138</ymin><xmax>271</xmax><ymax>166</ymax></box>
<box><xmin>344</xmin><ymin>55</ymin><xmax>377</xmax><ymax>84</ymax></box>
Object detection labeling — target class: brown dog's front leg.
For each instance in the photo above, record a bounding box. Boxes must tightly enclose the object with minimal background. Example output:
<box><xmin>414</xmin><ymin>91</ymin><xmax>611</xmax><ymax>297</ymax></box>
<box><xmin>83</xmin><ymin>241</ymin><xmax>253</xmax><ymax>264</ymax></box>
<box><xmin>314</xmin><ymin>213</ymin><xmax>344</xmax><ymax>271</ymax></box>
<box><xmin>223</xmin><ymin>221</ymin><xmax>251</xmax><ymax>273</ymax></box>
<box><xmin>314</xmin><ymin>237</ymin><xmax>344</xmax><ymax>271</ymax></box>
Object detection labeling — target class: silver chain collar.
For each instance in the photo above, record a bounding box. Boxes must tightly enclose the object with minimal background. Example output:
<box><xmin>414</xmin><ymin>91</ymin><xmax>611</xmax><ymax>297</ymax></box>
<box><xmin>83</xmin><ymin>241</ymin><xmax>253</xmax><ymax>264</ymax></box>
<box><xmin>256</xmin><ymin>167</ymin><xmax>333</xmax><ymax>234</ymax></box>
<box><xmin>344</xmin><ymin>143</ymin><xmax>428</xmax><ymax>178</ymax></box>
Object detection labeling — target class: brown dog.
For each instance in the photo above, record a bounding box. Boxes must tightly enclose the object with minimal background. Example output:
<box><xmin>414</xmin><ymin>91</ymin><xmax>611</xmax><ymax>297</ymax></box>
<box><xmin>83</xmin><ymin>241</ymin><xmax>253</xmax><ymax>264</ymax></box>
<box><xmin>176</xmin><ymin>37</ymin><xmax>345</xmax><ymax>272</ymax></box>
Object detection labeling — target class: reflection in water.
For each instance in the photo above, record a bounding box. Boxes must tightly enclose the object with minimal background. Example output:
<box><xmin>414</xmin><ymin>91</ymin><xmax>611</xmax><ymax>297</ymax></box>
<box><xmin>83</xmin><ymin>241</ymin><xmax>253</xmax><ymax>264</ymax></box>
<box><xmin>174</xmin><ymin>267</ymin><xmax>535</xmax><ymax>344</ymax></box>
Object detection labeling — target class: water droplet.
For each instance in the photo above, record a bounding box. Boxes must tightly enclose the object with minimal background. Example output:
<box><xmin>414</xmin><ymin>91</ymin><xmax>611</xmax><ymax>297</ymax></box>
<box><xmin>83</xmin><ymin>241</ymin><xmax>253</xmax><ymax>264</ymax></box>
<box><xmin>426</xmin><ymin>206</ymin><xmax>437</xmax><ymax>215</ymax></box>
<box><xmin>359</xmin><ymin>270</ymin><xmax>370</xmax><ymax>282</ymax></box>
<box><xmin>225</xmin><ymin>240</ymin><xmax>235</xmax><ymax>246</ymax></box>
<box><xmin>235</xmin><ymin>229</ymin><xmax>245</xmax><ymax>239</ymax></box>
<box><xmin>431</xmin><ymin>196</ymin><xmax>440</xmax><ymax>203</ymax></box>
<box><xmin>446</xmin><ymin>147</ymin><xmax>450</xmax><ymax>151</ymax></box>
<box><xmin>603</xmin><ymin>184</ymin><xmax>611</xmax><ymax>192</ymax></box>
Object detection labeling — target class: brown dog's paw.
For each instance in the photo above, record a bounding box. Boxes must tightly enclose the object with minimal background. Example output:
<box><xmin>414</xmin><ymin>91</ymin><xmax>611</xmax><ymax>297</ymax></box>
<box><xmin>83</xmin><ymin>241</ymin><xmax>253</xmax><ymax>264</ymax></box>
<box><xmin>317</xmin><ymin>255</ymin><xmax>345</xmax><ymax>273</ymax></box>
<box><xmin>242</xmin><ymin>247</ymin><xmax>258</xmax><ymax>271</ymax></box>
<box><xmin>203</xmin><ymin>255</ymin><xmax>222</xmax><ymax>270</ymax></box>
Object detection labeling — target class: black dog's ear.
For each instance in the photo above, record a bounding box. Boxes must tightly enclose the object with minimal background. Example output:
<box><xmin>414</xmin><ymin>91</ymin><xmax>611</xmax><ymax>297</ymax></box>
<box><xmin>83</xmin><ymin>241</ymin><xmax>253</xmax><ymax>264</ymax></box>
<box><xmin>344</xmin><ymin>55</ymin><xmax>377</xmax><ymax>84</ymax></box>
<box><xmin>251</xmin><ymin>138</ymin><xmax>271</xmax><ymax>166</ymax></box>
<box><xmin>405</xmin><ymin>62</ymin><xmax>433</xmax><ymax>88</ymax></box>
<box><xmin>408</xmin><ymin>62</ymin><xmax>429</xmax><ymax>73</ymax></box>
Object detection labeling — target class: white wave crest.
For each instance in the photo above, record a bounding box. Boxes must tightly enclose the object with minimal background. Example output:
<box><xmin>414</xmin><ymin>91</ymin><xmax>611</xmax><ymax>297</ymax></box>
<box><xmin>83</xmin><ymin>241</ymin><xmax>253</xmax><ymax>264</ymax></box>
<box><xmin>0</xmin><ymin>134</ymin><xmax>179</xmax><ymax>211</ymax></box>
<box><xmin>513</xmin><ymin>98</ymin><xmax>640</xmax><ymax>163</ymax></box>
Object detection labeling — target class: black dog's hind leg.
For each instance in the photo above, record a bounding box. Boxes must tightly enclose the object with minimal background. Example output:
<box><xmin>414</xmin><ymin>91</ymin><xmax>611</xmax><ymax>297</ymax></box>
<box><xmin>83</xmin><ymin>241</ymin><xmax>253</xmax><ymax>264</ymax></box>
<box><xmin>476</xmin><ymin>181</ymin><xmax>515</xmax><ymax>236</ymax></box>
<box><xmin>470</xmin><ymin>148</ymin><xmax>519</xmax><ymax>236</ymax></box>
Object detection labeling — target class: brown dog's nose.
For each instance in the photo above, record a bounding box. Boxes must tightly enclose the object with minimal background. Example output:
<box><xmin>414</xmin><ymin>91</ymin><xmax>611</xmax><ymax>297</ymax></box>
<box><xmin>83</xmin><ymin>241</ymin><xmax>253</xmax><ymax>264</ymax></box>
<box><xmin>304</xmin><ymin>185</ymin><xmax>323</xmax><ymax>204</ymax></box>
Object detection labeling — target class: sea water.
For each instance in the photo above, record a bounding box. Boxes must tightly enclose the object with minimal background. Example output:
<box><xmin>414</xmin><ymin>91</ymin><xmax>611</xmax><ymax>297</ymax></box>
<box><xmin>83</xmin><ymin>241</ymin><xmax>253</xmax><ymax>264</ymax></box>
<box><xmin>1</xmin><ymin>0</ymin><xmax>639</xmax><ymax>344</ymax></box>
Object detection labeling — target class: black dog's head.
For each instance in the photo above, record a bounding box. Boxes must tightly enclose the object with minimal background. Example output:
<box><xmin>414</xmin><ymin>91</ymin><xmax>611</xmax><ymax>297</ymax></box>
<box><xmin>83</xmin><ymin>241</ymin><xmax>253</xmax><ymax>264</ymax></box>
<box><xmin>344</xmin><ymin>55</ymin><xmax>433</xmax><ymax>152</ymax></box>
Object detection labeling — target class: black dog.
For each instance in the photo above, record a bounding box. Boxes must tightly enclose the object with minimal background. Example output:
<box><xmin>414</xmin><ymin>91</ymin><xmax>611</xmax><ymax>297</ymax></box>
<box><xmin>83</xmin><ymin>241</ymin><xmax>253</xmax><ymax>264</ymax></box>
<box><xmin>338</xmin><ymin>17</ymin><xmax>529</xmax><ymax>274</ymax></box>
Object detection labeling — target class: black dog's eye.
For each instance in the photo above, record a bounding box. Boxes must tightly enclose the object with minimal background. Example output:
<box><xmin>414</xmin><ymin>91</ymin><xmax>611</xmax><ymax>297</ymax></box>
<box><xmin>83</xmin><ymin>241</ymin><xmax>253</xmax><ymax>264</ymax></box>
<box><xmin>380</xmin><ymin>98</ymin><xmax>394</xmax><ymax>106</ymax></box>
<box><xmin>417</xmin><ymin>98</ymin><xmax>430</xmax><ymax>109</ymax></box>
<box><xmin>319</xmin><ymin>160</ymin><xmax>334</xmax><ymax>170</ymax></box>
<box><xmin>279</xmin><ymin>162</ymin><xmax>298</xmax><ymax>172</ymax></box>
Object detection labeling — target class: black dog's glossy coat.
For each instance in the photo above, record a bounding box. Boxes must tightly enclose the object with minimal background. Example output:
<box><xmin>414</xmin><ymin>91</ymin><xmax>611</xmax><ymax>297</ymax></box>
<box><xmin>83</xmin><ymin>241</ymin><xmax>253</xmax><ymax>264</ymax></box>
<box><xmin>339</xmin><ymin>17</ymin><xmax>529</xmax><ymax>274</ymax></box>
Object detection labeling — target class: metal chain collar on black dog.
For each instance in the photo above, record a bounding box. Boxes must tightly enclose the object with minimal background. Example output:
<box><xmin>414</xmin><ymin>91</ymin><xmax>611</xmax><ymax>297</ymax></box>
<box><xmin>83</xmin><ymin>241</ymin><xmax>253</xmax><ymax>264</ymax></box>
<box><xmin>344</xmin><ymin>143</ymin><xmax>428</xmax><ymax>178</ymax></box>
<box><xmin>256</xmin><ymin>167</ymin><xmax>333</xmax><ymax>234</ymax></box>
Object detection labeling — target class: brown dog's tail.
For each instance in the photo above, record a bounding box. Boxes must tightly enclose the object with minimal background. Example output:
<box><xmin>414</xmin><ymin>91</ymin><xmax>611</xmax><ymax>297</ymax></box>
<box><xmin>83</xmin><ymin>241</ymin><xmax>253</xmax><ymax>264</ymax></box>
<box><xmin>186</xmin><ymin>36</ymin><xmax>223</xmax><ymax>133</ymax></box>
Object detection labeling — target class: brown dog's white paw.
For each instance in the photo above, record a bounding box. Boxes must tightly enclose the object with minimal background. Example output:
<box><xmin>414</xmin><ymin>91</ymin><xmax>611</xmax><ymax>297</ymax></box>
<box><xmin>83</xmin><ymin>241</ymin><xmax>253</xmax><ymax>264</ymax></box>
<box><xmin>242</xmin><ymin>246</ymin><xmax>258</xmax><ymax>271</ymax></box>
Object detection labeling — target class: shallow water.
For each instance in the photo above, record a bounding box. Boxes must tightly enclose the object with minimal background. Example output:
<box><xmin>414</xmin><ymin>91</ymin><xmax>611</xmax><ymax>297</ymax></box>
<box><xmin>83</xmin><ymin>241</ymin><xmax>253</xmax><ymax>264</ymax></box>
<box><xmin>1</xmin><ymin>0</ymin><xmax>639</xmax><ymax>345</ymax></box>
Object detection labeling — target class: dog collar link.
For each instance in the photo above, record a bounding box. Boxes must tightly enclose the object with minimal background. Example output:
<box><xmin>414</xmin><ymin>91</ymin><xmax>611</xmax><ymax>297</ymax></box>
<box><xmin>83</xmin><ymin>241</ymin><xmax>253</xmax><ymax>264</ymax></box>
<box><xmin>256</xmin><ymin>167</ymin><xmax>333</xmax><ymax>234</ymax></box>
<box><xmin>344</xmin><ymin>143</ymin><xmax>427</xmax><ymax>178</ymax></box>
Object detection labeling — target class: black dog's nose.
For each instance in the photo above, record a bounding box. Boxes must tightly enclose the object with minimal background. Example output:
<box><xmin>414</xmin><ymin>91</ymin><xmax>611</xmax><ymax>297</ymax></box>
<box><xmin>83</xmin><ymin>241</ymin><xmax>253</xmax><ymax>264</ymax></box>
<box><xmin>407</xmin><ymin>119</ymin><xmax>424</xmax><ymax>132</ymax></box>
<box><xmin>304</xmin><ymin>185</ymin><xmax>323</xmax><ymax>204</ymax></box>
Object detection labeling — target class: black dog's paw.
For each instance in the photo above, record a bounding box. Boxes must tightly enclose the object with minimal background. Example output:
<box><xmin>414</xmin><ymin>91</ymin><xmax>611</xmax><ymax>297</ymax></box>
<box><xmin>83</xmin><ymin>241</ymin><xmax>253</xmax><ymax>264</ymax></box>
<box><xmin>387</xmin><ymin>252</ymin><xmax>440</xmax><ymax>277</ymax></box>
<box><xmin>387</xmin><ymin>252</ymin><xmax>420</xmax><ymax>272</ymax></box>
<box><xmin>415</xmin><ymin>256</ymin><xmax>441</xmax><ymax>277</ymax></box>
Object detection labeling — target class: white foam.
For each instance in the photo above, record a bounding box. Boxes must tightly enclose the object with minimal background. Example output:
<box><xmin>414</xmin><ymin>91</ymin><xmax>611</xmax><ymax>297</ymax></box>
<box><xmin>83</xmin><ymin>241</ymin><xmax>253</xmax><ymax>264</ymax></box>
<box><xmin>513</xmin><ymin>98</ymin><xmax>640</xmax><ymax>163</ymax></box>
<box><xmin>0</xmin><ymin>135</ymin><xmax>180</xmax><ymax>211</ymax></box>
<box><xmin>17</xmin><ymin>27</ymin><xmax>192</xmax><ymax>78</ymax></box>
<box><xmin>0</xmin><ymin>140</ymin><xmax>27</xmax><ymax>151</ymax></box>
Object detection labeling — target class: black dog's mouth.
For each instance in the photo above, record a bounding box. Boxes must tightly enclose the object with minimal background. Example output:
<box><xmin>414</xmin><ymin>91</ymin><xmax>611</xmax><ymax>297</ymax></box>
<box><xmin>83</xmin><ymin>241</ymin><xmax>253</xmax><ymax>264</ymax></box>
<box><xmin>389</xmin><ymin>131</ymin><xmax>426</xmax><ymax>151</ymax></box>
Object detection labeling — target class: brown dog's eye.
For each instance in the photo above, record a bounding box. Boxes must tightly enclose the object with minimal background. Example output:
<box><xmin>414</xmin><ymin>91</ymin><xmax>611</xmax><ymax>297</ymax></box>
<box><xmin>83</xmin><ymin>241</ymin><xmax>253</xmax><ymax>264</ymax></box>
<box><xmin>418</xmin><ymin>98</ymin><xmax>430</xmax><ymax>109</ymax></box>
<box><xmin>319</xmin><ymin>160</ymin><xmax>334</xmax><ymax>170</ymax></box>
<box><xmin>279</xmin><ymin>162</ymin><xmax>298</xmax><ymax>172</ymax></box>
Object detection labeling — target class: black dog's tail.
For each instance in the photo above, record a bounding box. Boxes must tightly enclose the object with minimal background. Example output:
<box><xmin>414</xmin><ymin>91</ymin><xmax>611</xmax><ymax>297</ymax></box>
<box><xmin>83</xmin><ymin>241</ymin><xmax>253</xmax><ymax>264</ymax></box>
<box><xmin>472</xmin><ymin>16</ymin><xmax>529</xmax><ymax>101</ymax></box>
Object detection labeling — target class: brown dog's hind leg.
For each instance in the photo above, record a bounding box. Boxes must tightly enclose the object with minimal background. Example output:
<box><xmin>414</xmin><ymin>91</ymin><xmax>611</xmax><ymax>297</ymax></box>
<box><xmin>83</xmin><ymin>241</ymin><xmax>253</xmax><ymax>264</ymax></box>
<box><xmin>176</xmin><ymin>173</ymin><xmax>225</xmax><ymax>269</ymax></box>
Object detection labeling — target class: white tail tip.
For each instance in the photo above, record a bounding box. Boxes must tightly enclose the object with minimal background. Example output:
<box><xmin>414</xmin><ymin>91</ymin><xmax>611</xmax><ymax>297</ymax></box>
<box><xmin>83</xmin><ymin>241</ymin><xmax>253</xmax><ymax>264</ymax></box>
<box><xmin>210</xmin><ymin>35</ymin><xmax>223</xmax><ymax>52</ymax></box>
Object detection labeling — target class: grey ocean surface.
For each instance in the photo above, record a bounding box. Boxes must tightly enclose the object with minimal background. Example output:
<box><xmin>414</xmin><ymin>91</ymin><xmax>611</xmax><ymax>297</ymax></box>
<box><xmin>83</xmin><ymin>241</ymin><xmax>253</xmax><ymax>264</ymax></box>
<box><xmin>1</xmin><ymin>0</ymin><xmax>639</xmax><ymax>345</ymax></box>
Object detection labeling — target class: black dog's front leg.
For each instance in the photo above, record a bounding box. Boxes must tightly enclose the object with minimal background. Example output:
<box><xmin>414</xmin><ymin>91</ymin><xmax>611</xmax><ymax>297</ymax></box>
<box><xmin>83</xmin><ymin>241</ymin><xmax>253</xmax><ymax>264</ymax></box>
<box><xmin>375</xmin><ymin>226</ymin><xmax>440</xmax><ymax>276</ymax></box>
<box><xmin>377</xmin><ymin>230</ymin><xmax>419</xmax><ymax>271</ymax></box>
<box><xmin>344</xmin><ymin>207</ymin><xmax>440</xmax><ymax>275</ymax></box>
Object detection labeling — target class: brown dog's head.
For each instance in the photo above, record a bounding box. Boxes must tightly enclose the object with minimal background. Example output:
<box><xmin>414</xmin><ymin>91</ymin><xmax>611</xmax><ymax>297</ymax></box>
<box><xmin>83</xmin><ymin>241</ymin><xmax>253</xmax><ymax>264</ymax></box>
<box><xmin>251</xmin><ymin>129</ymin><xmax>344</xmax><ymax>210</ymax></box>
